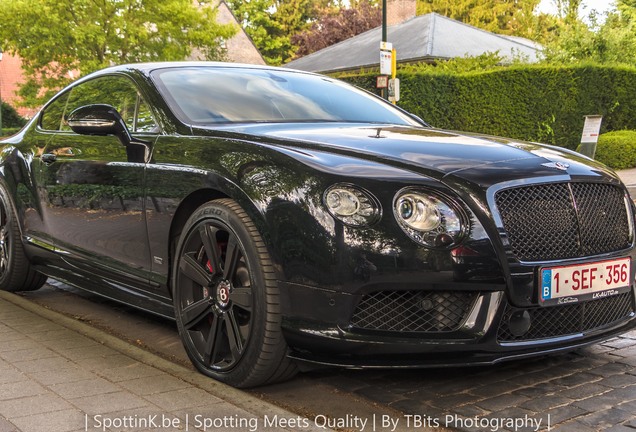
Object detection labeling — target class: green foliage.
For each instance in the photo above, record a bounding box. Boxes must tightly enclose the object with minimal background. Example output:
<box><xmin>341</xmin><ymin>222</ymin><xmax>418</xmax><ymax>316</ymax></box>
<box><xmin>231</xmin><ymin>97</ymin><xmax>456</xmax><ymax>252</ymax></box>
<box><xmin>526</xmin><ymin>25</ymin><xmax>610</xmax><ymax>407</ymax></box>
<box><xmin>416</xmin><ymin>0</ymin><xmax>543</xmax><ymax>38</ymax></box>
<box><xmin>594</xmin><ymin>130</ymin><xmax>636</xmax><ymax>169</ymax></box>
<box><xmin>0</xmin><ymin>0</ymin><xmax>237</xmax><ymax>106</ymax></box>
<box><xmin>339</xmin><ymin>63</ymin><xmax>636</xmax><ymax>151</ymax></box>
<box><xmin>400</xmin><ymin>52</ymin><xmax>508</xmax><ymax>74</ymax></box>
<box><xmin>541</xmin><ymin>0</ymin><xmax>636</xmax><ymax>65</ymax></box>
<box><xmin>228</xmin><ymin>0</ymin><xmax>320</xmax><ymax>65</ymax></box>
<box><xmin>0</xmin><ymin>101</ymin><xmax>27</xmax><ymax>128</ymax></box>
<box><xmin>228</xmin><ymin>0</ymin><xmax>288</xmax><ymax>65</ymax></box>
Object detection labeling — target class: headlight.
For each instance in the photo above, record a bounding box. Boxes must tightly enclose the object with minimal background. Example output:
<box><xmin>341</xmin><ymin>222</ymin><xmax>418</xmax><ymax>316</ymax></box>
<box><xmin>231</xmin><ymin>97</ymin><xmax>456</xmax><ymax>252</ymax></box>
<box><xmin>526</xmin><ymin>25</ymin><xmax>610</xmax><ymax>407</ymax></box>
<box><xmin>394</xmin><ymin>188</ymin><xmax>468</xmax><ymax>248</ymax></box>
<box><xmin>324</xmin><ymin>184</ymin><xmax>381</xmax><ymax>226</ymax></box>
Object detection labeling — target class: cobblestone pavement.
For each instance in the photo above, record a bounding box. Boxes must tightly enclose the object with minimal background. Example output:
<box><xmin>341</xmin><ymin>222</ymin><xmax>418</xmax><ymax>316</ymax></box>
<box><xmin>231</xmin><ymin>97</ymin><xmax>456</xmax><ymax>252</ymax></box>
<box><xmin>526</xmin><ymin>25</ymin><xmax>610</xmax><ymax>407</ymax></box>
<box><xmin>300</xmin><ymin>330</ymin><xmax>636</xmax><ymax>431</ymax></box>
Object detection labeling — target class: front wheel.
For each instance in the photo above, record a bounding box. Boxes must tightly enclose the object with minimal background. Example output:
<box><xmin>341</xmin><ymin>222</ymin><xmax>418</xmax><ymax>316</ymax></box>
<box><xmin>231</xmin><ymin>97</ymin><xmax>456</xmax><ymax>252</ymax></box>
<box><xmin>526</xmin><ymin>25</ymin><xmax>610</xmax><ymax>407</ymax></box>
<box><xmin>172</xmin><ymin>199</ymin><xmax>297</xmax><ymax>388</ymax></box>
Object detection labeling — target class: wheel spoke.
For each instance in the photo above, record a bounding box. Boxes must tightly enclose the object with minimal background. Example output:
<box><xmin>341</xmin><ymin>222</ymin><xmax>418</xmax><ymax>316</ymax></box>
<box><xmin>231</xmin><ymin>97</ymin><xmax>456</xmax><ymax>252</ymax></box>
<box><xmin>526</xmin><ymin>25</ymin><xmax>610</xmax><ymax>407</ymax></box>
<box><xmin>223</xmin><ymin>235</ymin><xmax>241</xmax><ymax>281</ymax></box>
<box><xmin>180</xmin><ymin>253</ymin><xmax>212</xmax><ymax>288</ymax></box>
<box><xmin>230</xmin><ymin>287</ymin><xmax>252</xmax><ymax>310</ymax></box>
<box><xmin>199</xmin><ymin>225</ymin><xmax>221</xmax><ymax>275</ymax></box>
<box><xmin>224</xmin><ymin>310</ymin><xmax>244</xmax><ymax>361</ymax></box>
<box><xmin>180</xmin><ymin>298</ymin><xmax>211</xmax><ymax>330</ymax></box>
<box><xmin>204</xmin><ymin>314</ymin><xmax>223</xmax><ymax>366</ymax></box>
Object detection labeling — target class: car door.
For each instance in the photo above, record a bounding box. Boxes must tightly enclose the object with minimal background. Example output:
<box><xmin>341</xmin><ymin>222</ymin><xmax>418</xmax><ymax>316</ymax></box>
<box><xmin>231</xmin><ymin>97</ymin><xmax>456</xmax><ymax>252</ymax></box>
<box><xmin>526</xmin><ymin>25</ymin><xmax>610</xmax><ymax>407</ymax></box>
<box><xmin>27</xmin><ymin>74</ymin><xmax>160</xmax><ymax>289</ymax></box>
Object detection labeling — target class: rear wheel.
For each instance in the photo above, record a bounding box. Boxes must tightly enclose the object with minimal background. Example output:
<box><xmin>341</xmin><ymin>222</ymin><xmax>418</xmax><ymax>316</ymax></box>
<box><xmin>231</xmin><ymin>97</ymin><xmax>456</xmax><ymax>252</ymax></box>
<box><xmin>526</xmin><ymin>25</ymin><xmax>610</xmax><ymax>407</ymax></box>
<box><xmin>0</xmin><ymin>185</ymin><xmax>47</xmax><ymax>292</ymax></box>
<box><xmin>172</xmin><ymin>199</ymin><xmax>297</xmax><ymax>388</ymax></box>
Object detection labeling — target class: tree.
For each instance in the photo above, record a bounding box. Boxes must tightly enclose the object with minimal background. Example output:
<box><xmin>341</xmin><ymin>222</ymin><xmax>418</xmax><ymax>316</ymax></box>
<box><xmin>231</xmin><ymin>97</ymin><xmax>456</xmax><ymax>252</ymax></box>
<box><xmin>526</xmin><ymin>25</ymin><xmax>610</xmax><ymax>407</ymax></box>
<box><xmin>552</xmin><ymin>0</ymin><xmax>583</xmax><ymax>22</ymax></box>
<box><xmin>228</xmin><ymin>0</ymin><xmax>322</xmax><ymax>65</ymax></box>
<box><xmin>541</xmin><ymin>0</ymin><xmax>636</xmax><ymax>64</ymax></box>
<box><xmin>0</xmin><ymin>0</ymin><xmax>237</xmax><ymax>106</ymax></box>
<box><xmin>291</xmin><ymin>1</ymin><xmax>381</xmax><ymax>58</ymax></box>
<box><xmin>416</xmin><ymin>0</ymin><xmax>543</xmax><ymax>38</ymax></box>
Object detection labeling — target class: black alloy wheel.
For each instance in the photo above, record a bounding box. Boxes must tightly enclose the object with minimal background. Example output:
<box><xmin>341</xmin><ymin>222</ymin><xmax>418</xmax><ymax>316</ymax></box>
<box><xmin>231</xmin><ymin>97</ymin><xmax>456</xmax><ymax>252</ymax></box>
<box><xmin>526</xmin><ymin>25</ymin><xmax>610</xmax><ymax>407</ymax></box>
<box><xmin>0</xmin><ymin>184</ymin><xmax>47</xmax><ymax>292</ymax></box>
<box><xmin>173</xmin><ymin>199</ymin><xmax>297</xmax><ymax>388</ymax></box>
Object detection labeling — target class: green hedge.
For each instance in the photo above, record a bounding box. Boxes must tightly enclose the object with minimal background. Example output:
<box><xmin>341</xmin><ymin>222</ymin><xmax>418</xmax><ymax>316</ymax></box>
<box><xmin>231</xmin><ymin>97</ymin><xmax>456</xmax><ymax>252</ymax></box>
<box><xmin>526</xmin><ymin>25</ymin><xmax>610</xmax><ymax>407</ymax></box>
<box><xmin>340</xmin><ymin>64</ymin><xmax>636</xmax><ymax>151</ymax></box>
<box><xmin>594</xmin><ymin>131</ymin><xmax>636</xmax><ymax>169</ymax></box>
<box><xmin>0</xmin><ymin>127</ymin><xmax>21</xmax><ymax>137</ymax></box>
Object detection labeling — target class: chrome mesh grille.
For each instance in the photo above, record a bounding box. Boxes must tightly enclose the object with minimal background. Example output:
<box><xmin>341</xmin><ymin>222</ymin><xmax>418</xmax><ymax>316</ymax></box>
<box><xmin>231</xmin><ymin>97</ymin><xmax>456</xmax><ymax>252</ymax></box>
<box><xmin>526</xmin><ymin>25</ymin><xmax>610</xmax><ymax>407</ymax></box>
<box><xmin>497</xmin><ymin>292</ymin><xmax>635</xmax><ymax>342</ymax></box>
<box><xmin>572</xmin><ymin>183</ymin><xmax>631</xmax><ymax>256</ymax></box>
<box><xmin>495</xmin><ymin>183</ymin><xmax>630</xmax><ymax>261</ymax></box>
<box><xmin>350</xmin><ymin>291</ymin><xmax>479</xmax><ymax>333</ymax></box>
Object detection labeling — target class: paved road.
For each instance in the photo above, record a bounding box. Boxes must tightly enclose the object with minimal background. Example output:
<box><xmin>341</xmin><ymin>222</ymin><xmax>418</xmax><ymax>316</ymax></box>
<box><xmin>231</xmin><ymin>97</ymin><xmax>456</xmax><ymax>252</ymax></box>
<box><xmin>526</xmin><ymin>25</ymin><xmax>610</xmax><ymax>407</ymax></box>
<box><xmin>20</xmin><ymin>281</ymin><xmax>636</xmax><ymax>431</ymax></box>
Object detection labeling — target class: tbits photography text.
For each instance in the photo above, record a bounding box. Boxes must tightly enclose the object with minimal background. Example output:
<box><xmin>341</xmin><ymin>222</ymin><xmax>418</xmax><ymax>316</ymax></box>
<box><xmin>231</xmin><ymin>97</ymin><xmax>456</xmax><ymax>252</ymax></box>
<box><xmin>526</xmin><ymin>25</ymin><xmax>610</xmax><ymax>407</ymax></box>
<box><xmin>85</xmin><ymin>412</ymin><xmax>552</xmax><ymax>432</ymax></box>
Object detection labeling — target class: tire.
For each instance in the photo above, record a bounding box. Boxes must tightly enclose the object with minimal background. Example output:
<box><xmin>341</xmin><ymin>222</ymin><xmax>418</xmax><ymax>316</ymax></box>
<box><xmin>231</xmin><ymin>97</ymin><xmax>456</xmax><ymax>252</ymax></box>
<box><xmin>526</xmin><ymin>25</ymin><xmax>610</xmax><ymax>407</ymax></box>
<box><xmin>172</xmin><ymin>199</ymin><xmax>297</xmax><ymax>388</ymax></box>
<box><xmin>0</xmin><ymin>184</ymin><xmax>47</xmax><ymax>292</ymax></box>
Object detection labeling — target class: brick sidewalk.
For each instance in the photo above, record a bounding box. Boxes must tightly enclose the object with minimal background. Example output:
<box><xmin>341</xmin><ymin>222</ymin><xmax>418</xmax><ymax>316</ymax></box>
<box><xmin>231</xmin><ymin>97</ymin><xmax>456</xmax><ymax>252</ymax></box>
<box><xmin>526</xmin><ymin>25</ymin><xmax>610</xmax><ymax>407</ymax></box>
<box><xmin>0</xmin><ymin>291</ymin><xmax>324</xmax><ymax>432</ymax></box>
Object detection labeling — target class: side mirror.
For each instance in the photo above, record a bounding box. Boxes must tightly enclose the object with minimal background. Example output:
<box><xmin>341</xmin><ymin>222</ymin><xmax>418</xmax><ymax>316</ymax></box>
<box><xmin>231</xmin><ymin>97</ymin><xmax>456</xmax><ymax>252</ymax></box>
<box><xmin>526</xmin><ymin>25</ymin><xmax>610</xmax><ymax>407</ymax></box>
<box><xmin>67</xmin><ymin>104</ymin><xmax>133</xmax><ymax>147</ymax></box>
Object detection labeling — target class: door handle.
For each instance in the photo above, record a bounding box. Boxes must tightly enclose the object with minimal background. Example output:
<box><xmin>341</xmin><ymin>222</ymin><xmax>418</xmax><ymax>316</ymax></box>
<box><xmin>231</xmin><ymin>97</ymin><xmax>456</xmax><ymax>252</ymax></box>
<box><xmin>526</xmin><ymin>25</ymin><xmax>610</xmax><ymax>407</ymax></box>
<box><xmin>41</xmin><ymin>153</ymin><xmax>57</xmax><ymax>165</ymax></box>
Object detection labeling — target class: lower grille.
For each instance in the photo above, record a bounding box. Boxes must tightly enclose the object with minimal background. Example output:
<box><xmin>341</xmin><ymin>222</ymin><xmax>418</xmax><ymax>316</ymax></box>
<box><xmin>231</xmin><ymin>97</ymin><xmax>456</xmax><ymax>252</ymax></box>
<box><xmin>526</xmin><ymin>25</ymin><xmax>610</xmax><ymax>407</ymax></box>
<box><xmin>350</xmin><ymin>291</ymin><xmax>479</xmax><ymax>333</ymax></box>
<box><xmin>497</xmin><ymin>292</ymin><xmax>635</xmax><ymax>342</ymax></box>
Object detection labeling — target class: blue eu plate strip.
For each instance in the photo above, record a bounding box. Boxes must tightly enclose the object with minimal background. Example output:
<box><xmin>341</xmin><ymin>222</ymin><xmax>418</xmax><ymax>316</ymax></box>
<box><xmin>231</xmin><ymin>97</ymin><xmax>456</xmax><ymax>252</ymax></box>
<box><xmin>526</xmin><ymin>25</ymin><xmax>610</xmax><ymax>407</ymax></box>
<box><xmin>541</xmin><ymin>269</ymin><xmax>552</xmax><ymax>301</ymax></box>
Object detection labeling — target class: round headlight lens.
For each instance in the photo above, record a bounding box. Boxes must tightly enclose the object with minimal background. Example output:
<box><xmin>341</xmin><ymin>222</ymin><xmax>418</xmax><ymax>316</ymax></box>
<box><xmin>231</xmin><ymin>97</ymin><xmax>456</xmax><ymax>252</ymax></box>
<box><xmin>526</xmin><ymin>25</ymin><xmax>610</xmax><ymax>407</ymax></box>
<box><xmin>394</xmin><ymin>189</ymin><xmax>467</xmax><ymax>248</ymax></box>
<box><xmin>324</xmin><ymin>184</ymin><xmax>381</xmax><ymax>226</ymax></box>
<box><xmin>399</xmin><ymin>199</ymin><xmax>414</xmax><ymax>220</ymax></box>
<box><xmin>326</xmin><ymin>189</ymin><xmax>360</xmax><ymax>216</ymax></box>
<box><xmin>396</xmin><ymin>193</ymin><xmax>441</xmax><ymax>231</ymax></box>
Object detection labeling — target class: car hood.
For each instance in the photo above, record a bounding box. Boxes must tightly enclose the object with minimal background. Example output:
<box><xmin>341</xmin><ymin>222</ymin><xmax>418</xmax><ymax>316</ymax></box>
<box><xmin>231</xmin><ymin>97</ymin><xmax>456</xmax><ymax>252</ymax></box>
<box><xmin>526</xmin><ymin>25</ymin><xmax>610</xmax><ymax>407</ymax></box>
<box><xmin>206</xmin><ymin>123</ymin><xmax>619</xmax><ymax>188</ymax></box>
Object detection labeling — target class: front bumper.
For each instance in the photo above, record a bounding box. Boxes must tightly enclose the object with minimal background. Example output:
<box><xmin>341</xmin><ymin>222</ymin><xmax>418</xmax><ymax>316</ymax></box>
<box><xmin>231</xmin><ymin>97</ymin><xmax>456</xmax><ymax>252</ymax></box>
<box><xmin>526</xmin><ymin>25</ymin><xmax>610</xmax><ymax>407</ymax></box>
<box><xmin>280</xmin><ymin>282</ymin><xmax>636</xmax><ymax>368</ymax></box>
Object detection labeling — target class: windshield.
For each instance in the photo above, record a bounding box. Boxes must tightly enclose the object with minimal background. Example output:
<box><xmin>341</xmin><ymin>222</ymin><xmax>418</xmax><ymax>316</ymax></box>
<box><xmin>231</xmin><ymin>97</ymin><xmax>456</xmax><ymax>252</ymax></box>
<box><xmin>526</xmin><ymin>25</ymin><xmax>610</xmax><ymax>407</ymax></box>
<box><xmin>152</xmin><ymin>67</ymin><xmax>419</xmax><ymax>126</ymax></box>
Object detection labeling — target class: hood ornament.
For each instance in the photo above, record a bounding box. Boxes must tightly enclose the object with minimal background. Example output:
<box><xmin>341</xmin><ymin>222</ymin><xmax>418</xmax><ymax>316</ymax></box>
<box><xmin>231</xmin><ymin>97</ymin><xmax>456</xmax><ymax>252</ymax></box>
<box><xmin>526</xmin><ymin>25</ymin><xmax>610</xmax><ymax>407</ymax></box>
<box><xmin>541</xmin><ymin>161</ymin><xmax>570</xmax><ymax>171</ymax></box>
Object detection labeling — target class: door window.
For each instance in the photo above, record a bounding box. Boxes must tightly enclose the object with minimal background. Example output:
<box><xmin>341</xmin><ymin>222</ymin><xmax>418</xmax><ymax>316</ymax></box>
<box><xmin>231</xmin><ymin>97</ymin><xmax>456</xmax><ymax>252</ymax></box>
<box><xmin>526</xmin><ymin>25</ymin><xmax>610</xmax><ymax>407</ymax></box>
<box><xmin>39</xmin><ymin>75</ymin><xmax>158</xmax><ymax>133</ymax></box>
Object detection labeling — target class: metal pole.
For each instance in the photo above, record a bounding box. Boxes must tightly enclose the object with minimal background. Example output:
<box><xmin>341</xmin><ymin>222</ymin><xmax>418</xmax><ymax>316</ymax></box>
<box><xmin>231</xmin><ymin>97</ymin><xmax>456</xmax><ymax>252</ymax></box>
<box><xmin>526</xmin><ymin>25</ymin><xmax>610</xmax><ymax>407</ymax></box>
<box><xmin>381</xmin><ymin>0</ymin><xmax>387</xmax><ymax>99</ymax></box>
<box><xmin>382</xmin><ymin>0</ymin><xmax>387</xmax><ymax>43</ymax></box>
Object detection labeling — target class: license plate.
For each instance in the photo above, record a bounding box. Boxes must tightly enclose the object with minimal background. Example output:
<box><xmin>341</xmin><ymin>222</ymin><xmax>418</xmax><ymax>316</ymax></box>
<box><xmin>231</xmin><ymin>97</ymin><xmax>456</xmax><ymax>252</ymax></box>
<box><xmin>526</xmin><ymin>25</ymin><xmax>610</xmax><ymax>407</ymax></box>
<box><xmin>540</xmin><ymin>257</ymin><xmax>631</xmax><ymax>306</ymax></box>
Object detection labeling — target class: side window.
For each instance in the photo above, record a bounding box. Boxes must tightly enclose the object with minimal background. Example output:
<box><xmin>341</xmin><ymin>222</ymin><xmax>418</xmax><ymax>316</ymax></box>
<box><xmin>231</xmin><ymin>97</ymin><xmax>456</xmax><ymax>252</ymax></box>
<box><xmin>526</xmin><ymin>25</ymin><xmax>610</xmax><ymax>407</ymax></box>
<box><xmin>62</xmin><ymin>75</ymin><xmax>158</xmax><ymax>133</ymax></box>
<box><xmin>40</xmin><ymin>92</ymin><xmax>70</xmax><ymax>131</ymax></box>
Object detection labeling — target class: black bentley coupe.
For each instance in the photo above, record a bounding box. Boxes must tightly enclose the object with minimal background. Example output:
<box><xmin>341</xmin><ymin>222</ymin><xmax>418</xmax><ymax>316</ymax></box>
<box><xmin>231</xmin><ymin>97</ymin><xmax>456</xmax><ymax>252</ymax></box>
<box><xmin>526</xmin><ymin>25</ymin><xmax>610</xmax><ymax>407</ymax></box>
<box><xmin>1</xmin><ymin>62</ymin><xmax>634</xmax><ymax>388</ymax></box>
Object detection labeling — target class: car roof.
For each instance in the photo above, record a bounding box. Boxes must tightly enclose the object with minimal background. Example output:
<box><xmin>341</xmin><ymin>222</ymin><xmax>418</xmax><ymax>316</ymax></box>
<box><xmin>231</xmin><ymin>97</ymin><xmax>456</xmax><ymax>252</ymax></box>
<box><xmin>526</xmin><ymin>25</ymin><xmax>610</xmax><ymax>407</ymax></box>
<box><xmin>86</xmin><ymin>61</ymin><xmax>313</xmax><ymax>78</ymax></box>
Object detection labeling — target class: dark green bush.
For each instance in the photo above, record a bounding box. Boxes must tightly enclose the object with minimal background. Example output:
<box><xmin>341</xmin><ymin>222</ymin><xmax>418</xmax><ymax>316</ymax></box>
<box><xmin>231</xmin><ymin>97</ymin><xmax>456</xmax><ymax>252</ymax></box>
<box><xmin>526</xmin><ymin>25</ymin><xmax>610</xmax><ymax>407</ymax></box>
<box><xmin>339</xmin><ymin>64</ymin><xmax>636</xmax><ymax>151</ymax></box>
<box><xmin>1</xmin><ymin>101</ymin><xmax>27</xmax><ymax>128</ymax></box>
<box><xmin>594</xmin><ymin>130</ymin><xmax>636</xmax><ymax>169</ymax></box>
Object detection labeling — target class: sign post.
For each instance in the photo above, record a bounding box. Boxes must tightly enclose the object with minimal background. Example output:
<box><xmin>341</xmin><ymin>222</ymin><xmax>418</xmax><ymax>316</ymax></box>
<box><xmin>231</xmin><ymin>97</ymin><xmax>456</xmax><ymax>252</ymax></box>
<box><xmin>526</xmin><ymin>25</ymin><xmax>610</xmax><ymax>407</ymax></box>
<box><xmin>579</xmin><ymin>115</ymin><xmax>603</xmax><ymax>159</ymax></box>
<box><xmin>388</xmin><ymin>47</ymin><xmax>399</xmax><ymax>103</ymax></box>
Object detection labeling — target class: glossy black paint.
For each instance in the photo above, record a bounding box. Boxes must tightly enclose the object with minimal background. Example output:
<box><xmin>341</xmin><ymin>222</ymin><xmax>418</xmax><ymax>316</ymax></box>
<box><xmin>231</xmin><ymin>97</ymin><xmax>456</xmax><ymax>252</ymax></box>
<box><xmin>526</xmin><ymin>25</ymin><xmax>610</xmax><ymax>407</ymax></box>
<box><xmin>1</xmin><ymin>62</ymin><xmax>635</xmax><ymax>369</ymax></box>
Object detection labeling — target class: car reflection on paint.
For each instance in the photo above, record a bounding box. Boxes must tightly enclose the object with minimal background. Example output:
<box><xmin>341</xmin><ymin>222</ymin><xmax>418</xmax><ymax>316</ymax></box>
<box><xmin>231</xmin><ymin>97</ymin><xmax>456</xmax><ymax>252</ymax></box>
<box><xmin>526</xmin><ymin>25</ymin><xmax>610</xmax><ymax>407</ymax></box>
<box><xmin>0</xmin><ymin>62</ymin><xmax>635</xmax><ymax>388</ymax></box>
